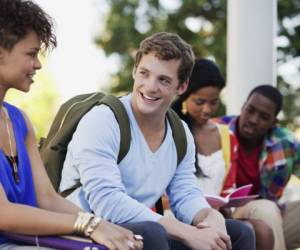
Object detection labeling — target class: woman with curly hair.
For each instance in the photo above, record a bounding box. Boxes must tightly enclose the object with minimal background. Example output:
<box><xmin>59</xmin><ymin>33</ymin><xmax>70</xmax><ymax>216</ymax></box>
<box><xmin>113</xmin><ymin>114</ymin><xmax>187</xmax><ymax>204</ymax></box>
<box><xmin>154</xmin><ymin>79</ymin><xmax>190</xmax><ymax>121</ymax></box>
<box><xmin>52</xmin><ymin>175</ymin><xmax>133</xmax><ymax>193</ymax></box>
<box><xmin>0</xmin><ymin>1</ymin><xmax>166</xmax><ymax>249</ymax></box>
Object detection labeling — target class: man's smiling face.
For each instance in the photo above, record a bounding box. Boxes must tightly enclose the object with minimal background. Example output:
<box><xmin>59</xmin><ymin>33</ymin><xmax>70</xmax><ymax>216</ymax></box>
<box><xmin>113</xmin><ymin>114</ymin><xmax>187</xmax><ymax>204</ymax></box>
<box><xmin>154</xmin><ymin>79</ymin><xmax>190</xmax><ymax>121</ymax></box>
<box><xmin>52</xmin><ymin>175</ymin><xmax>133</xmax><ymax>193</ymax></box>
<box><xmin>131</xmin><ymin>52</ymin><xmax>187</xmax><ymax>118</ymax></box>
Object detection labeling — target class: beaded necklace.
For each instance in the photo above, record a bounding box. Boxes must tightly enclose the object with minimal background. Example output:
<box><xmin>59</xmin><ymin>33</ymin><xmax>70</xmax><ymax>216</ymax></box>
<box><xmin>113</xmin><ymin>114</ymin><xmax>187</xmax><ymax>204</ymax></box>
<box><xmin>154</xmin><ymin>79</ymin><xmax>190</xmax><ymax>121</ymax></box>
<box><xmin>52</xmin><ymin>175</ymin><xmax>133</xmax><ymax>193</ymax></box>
<box><xmin>2</xmin><ymin>107</ymin><xmax>20</xmax><ymax>183</ymax></box>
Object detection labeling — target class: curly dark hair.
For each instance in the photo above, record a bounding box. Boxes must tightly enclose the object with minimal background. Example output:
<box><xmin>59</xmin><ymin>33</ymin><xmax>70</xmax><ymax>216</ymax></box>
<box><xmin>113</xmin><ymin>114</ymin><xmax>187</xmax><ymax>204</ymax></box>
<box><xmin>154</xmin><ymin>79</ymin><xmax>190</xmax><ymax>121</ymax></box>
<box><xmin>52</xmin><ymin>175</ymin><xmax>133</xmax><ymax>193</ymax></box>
<box><xmin>0</xmin><ymin>0</ymin><xmax>56</xmax><ymax>51</ymax></box>
<box><xmin>134</xmin><ymin>32</ymin><xmax>195</xmax><ymax>85</ymax></box>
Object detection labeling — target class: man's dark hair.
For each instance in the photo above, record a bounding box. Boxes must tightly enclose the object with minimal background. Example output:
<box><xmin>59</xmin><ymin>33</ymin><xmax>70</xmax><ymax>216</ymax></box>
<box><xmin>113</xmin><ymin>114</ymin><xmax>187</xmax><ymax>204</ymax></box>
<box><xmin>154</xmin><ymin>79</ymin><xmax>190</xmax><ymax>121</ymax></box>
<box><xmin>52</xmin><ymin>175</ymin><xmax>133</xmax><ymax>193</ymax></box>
<box><xmin>0</xmin><ymin>0</ymin><xmax>56</xmax><ymax>51</ymax></box>
<box><xmin>247</xmin><ymin>84</ymin><xmax>283</xmax><ymax>116</ymax></box>
<box><xmin>134</xmin><ymin>32</ymin><xmax>195</xmax><ymax>85</ymax></box>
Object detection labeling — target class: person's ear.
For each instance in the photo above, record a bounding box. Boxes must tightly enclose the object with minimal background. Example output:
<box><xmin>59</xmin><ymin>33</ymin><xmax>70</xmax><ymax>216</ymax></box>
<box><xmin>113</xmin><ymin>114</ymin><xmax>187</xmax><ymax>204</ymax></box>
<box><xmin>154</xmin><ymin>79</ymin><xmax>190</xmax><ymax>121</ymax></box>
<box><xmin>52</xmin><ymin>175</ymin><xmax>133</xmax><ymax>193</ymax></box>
<box><xmin>132</xmin><ymin>67</ymin><xmax>136</xmax><ymax>80</ymax></box>
<box><xmin>177</xmin><ymin>80</ymin><xmax>188</xmax><ymax>95</ymax></box>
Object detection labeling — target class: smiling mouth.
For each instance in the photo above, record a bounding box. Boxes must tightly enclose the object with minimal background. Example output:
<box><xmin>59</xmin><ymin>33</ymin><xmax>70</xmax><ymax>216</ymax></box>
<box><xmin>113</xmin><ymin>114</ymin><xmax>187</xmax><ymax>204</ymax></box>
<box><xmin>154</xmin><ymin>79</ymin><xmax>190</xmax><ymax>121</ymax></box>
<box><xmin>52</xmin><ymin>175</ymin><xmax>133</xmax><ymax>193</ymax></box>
<box><xmin>27</xmin><ymin>73</ymin><xmax>35</xmax><ymax>81</ymax></box>
<box><xmin>140</xmin><ymin>92</ymin><xmax>160</xmax><ymax>102</ymax></box>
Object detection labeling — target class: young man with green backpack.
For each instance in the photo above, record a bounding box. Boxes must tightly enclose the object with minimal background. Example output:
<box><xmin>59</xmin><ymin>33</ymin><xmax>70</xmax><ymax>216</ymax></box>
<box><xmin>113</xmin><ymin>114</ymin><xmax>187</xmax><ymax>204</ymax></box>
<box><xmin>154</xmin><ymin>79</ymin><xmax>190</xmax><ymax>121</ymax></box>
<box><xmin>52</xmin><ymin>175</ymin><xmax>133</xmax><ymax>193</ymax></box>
<box><xmin>56</xmin><ymin>32</ymin><xmax>255</xmax><ymax>249</ymax></box>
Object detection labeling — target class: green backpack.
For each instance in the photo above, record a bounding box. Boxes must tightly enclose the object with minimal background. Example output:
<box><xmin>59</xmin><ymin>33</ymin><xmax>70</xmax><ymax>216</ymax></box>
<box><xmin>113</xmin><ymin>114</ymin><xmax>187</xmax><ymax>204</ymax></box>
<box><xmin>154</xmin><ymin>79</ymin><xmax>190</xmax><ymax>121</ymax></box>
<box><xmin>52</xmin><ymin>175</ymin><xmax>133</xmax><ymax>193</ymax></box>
<box><xmin>39</xmin><ymin>92</ymin><xmax>187</xmax><ymax>213</ymax></box>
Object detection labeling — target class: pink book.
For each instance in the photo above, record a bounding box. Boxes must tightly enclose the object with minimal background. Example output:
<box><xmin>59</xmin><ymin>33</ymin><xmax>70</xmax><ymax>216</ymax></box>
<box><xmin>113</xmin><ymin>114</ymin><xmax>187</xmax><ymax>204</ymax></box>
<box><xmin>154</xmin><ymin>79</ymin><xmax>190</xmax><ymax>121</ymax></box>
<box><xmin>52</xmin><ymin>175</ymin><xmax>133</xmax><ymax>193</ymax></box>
<box><xmin>205</xmin><ymin>184</ymin><xmax>259</xmax><ymax>208</ymax></box>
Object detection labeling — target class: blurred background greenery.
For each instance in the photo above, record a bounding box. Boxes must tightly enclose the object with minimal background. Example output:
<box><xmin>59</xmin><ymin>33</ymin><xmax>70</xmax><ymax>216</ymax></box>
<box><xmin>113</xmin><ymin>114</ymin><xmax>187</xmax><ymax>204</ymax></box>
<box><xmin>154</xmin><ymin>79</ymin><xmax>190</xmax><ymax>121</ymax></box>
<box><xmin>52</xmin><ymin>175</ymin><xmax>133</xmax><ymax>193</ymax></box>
<box><xmin>97</xmin><ymin>0</ymin><xmax>300</xmax><ymax>130</ymax></box>
<box><xmin>6</xmin><ymin>0</ymin><xmax>300</xmax><ymax>138</ymax></box>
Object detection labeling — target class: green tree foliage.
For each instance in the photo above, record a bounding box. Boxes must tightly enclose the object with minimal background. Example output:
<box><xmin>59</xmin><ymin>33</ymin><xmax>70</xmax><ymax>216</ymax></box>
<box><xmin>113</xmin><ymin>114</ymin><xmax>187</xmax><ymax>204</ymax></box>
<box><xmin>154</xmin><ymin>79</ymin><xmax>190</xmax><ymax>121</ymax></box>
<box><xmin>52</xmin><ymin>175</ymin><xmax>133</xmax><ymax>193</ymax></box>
<box><xmin>277</xmin><ymin>0</ymin><xmax>300</xmax><ymax>62</ymax></box>
<box><xmin>97</xmin><ymin>0</ymin><xmax>300</xmax><ymax>128</ymax></box>
<box><xmin>277</xmin><ymin>0</ymin><xmax>300</xmax><ymax>129</ymax></box>
<box><xmin>278</xmin><ymin>78</ymin><xmax>300</xmax><ymax>131</ymax></box>
<box><xmin>97</xmin><ymin>0</ymin><xmax>226</xmax><ymax>93</ymax></box>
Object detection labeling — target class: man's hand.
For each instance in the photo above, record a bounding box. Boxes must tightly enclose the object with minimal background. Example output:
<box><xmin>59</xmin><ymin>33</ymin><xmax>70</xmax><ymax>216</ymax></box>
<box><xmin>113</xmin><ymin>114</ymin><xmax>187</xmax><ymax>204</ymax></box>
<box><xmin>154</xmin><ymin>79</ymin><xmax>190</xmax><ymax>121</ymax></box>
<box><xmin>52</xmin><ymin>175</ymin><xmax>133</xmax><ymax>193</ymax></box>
<box><xmin>159</xmin><ymin>215</ymin><xmax>231</xmax><ymax>250</ymax></box>
<box><xmin>193</xmin><ymin>208</ymin><xmax>227</xmax><ymax>232</ymax></box>
<box><xmin>193</xmin><ymin>208</ymin><xmax>231</xmax><ymax>249</ymax></box>
<box><xmin>183</xmin><ymin>226</ymin><xmax>231</xmax><ymax>250</ymax></box>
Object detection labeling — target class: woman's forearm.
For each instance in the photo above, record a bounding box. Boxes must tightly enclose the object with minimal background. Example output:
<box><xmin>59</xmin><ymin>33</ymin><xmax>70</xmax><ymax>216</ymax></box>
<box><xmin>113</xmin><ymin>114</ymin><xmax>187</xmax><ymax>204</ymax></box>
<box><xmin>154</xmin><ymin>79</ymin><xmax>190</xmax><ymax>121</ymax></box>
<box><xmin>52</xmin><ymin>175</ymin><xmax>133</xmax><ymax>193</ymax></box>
<box><xmin>0</xmin><ymin>201</ymin><xmax>76</xmax><ymax>235</ymax></box>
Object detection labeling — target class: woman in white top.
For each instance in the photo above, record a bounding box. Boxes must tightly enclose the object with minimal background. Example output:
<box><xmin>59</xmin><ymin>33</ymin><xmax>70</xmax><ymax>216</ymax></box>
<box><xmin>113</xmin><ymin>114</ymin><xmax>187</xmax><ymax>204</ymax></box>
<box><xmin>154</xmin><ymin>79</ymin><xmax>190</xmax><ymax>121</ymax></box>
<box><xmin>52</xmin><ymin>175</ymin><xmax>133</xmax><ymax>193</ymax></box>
<box><xmin>172</xmin><ymin>58</ymin><xmax>274</xmax><ymax>250</ymax></box>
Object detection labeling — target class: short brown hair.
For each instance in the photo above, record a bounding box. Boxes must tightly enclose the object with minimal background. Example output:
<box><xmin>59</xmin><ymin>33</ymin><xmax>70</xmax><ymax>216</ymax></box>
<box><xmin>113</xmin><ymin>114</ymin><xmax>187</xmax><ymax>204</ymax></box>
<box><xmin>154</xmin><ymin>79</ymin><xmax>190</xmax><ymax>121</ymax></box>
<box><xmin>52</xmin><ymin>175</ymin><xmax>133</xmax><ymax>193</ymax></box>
<box><xmin>0</xmin><ymin>0</ymin><xmax>56</xmax><ymax>51</ymax></box>
<box><xmin>134</xmin><ymin>32</ymin><xmax>195</xmax><ymax>85</ymax></box>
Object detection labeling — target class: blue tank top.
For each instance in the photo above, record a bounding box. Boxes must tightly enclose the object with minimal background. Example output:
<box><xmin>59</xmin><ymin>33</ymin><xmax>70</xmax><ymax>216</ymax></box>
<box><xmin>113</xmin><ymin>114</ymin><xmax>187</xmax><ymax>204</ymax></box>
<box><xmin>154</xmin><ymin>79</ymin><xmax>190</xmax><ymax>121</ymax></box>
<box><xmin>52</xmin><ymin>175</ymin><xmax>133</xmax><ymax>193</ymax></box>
<box><xmin>0</xmin><ymin>103</ymin><xmax>37</xmax><ymax>244</ymax></box>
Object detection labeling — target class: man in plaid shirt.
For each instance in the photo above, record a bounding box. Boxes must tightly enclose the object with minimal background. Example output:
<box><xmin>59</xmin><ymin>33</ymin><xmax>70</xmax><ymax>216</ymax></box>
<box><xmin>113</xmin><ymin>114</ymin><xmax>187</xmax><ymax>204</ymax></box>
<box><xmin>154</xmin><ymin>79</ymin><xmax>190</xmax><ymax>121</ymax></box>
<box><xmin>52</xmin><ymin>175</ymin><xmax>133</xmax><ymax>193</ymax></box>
<box><xmin>215</xmin><ymin>85</ymin><xmax>300</xmax><ymax>250</ymax></box>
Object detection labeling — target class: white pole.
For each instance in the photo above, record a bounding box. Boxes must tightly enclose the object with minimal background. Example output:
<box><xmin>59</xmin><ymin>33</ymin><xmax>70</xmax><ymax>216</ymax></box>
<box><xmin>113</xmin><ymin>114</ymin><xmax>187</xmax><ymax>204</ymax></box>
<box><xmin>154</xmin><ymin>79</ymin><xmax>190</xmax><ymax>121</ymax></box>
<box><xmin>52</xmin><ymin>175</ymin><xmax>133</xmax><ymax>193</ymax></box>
<box><xmin>226</xmin><ymin>0</ymin><xmax>277</xmax><ymax>115</ymax></box>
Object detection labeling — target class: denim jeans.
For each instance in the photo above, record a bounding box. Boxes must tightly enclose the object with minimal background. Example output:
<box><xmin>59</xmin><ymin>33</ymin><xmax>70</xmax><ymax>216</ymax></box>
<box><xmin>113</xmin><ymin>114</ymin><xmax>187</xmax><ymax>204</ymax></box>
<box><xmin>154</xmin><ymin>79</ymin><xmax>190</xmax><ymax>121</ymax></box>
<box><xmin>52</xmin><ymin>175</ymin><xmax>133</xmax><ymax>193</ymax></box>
<box><xmin>169</xmin><ymin>219</ymin><xmax>255</xmax><ymax>250</ymax></box>
<box><xmin>121</xmin><ymin>221</ymin><xmax>169</xmax><ymax>250</ymax></box>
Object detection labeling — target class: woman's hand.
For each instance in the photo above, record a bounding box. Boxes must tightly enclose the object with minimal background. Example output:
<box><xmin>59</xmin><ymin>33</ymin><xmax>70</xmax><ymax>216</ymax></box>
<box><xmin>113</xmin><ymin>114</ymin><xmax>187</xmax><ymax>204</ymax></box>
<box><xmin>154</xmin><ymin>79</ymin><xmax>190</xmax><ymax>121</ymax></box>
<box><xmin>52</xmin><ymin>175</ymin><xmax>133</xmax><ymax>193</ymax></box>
<box><xmin>91</xmin><ymin>220</ymin><xmax>143</xmax><ymax>250</ymax></box>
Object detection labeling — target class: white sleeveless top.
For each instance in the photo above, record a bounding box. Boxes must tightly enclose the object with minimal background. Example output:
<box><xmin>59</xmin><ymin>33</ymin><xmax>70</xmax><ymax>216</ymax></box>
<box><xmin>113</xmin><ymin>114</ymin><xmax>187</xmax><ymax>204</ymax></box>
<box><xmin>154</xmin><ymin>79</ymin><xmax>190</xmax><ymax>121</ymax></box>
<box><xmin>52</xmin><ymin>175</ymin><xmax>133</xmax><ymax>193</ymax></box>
<box><xmin>196</xmin><ymin>150</ymin><xmax>226</xmax><ymax>196</ymax></box>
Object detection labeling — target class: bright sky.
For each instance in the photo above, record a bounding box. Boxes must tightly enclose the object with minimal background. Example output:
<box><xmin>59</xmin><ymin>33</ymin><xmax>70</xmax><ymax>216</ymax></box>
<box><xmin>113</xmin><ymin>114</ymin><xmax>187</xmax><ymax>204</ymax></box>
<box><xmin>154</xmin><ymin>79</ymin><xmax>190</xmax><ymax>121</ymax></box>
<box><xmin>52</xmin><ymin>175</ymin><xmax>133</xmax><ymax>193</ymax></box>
<box><xmin>34</xmin><ymin>0</ymin><xmax>112</xmax><ymax>102</ymax></box>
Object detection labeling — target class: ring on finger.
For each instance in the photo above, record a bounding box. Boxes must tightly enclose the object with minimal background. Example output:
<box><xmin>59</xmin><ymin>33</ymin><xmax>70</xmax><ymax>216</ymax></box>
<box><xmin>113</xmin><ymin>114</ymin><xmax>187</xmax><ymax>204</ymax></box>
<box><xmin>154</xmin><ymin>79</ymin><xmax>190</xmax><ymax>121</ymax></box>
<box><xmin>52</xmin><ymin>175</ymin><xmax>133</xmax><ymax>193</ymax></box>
<box><xmin>133</xmin><ymin>234</ymin><xmax>143</xmax><ymax>241</ymax></box>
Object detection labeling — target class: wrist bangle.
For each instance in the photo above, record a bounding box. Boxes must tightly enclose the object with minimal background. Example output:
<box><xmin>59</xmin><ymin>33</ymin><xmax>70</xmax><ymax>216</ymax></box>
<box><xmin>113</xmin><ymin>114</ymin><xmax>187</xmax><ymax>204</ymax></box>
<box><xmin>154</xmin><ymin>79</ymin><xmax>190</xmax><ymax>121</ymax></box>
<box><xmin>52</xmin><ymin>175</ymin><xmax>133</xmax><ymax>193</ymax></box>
<box><xmin>84</xmin><ymin>216</ymin><xmax>102</xmax><ymax>237</ymax></box>
<box><xmin>74</xmin><ymin>212</ymin><xmax>94</xmax><ymax>235</ymax></box>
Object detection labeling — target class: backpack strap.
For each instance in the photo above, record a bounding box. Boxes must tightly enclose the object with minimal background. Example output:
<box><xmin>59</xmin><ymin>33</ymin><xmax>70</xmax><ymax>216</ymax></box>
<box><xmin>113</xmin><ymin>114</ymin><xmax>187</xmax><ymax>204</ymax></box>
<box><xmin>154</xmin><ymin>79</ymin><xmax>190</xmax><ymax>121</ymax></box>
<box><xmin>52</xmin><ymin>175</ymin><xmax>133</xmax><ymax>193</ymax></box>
<box><xmin>155</xmin><ymin>109</ymin><xmax>187</xmax><ymax>215</ymax></box>
<box><xmin>166</xmin><ymin>109</ymin><xmax>187</xmax><ymax>166</ymax></box>
<box><xmin>61</xmin><ymin>101</ymin><xmax>186</xmax><ymax>217</ymax></box>
<box><xmin>60</xmin><ymin>95</ymin><xmax>131</xmax><ymax>198</ymax></box>
<box><xmin>100</xmin><ymin>95</ymin><xmax>131</xmax><ymax>163</ymax></box>
<box><xmin>103</xmin><ymin>98</ymin><xmax>187</xmax><ymax>165</ymax></box>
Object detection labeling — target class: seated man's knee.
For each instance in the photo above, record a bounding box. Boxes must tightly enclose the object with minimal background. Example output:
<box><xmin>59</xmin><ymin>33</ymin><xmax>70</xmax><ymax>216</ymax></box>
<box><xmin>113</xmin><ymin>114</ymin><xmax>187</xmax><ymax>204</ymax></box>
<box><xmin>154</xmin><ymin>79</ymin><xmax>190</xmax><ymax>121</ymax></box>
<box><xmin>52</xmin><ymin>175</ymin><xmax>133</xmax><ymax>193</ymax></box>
<box><xmin>249</xmin><ymin>199</ymin><xmax>282</xmax><ymax>223</ymax></box>
<box><xmin>120</xmin><ymin>221</ymin><xmax>169</xmax><ymax>250</ymax></box>
<box><xmin>225</xmin><ymin>219</ymin><xmax>256</xmax><ymax>250</ymax></box>
<box><xmin>139</xmin><ymin>221</ymin><xmax>169</xmax><ymax>250</ymax></box>
<box><xmin>248</xmin><ymin>219</ymin><xmax>274</xmax><ymax>250</ymax></box>
<box><xmin>142</xmin><ymin>221</ymin><xmax>168</xmax><ymax>238</ymax></box>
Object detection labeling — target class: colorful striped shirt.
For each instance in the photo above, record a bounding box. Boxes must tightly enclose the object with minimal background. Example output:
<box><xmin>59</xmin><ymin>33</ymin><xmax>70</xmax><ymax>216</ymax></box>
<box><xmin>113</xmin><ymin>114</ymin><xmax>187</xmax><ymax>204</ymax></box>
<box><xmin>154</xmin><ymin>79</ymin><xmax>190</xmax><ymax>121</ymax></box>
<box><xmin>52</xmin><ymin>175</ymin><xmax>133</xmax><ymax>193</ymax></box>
<box><xmin>214</xmin><ymin>115</ymin><xmax>300</xmax><ymax>202</ymax></box>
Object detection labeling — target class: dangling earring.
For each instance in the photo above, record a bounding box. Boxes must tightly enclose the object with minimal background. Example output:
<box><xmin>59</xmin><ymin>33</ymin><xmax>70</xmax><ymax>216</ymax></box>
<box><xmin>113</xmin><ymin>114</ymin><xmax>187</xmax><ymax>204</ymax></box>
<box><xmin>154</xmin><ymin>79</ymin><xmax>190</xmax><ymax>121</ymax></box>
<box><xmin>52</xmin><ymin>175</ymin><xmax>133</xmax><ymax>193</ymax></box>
<box><xmin>181</xmin><ymin>101</ymin><xmax>187</xmax><ymax>114</ymax></box>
